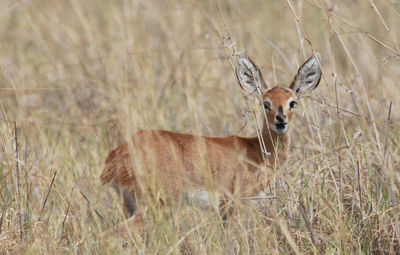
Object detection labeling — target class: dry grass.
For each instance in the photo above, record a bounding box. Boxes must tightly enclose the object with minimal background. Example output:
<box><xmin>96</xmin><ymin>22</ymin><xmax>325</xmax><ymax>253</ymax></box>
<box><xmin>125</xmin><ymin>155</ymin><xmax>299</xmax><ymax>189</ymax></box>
<box><xmin>0</xmin><ymin>0</ymin><xmax>400</xmax><ymax>254</ymax></box>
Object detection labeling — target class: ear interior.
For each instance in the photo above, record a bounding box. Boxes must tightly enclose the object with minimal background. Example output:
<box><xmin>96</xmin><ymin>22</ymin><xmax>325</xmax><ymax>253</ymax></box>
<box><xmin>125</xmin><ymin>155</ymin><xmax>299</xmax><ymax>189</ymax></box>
<box><xmin>290</xmin><ymin>52</ymin><xmax>321</xmax><ymax>94</ymax></box>
<box><xmin>235</xmin><ymin>53</ymin><xmax>266</xmax><ymax>96</ymax></box>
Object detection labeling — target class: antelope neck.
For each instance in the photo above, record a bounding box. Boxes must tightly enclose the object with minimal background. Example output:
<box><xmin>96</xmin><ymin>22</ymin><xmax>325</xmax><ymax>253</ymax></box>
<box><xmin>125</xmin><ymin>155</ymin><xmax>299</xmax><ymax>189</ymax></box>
<box><xmin>261</xmin><ymin>124</ymin><xmax>289</xmax><ymax>164</ymax></box>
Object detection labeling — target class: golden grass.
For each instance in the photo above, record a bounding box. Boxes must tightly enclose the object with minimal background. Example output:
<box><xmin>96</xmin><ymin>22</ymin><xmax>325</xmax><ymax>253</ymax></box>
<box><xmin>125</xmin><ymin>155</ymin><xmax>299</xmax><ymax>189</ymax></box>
<box><xmin>0</xmin><ymin>0</ymin><xmax>400</xmax><ymax>254</ymax></box>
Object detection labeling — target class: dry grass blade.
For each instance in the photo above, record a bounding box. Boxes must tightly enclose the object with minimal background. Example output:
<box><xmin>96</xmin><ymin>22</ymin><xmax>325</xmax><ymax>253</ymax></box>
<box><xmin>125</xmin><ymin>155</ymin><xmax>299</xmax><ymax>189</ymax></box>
<box><xmin>304</xmin><ymin>0</ymin><xmax>400</xmax><ymax>56</ymax></box>
<box><xmin>367</xmin><ymin>0</ymin><xmax>400</xmax><ymax>54</ymax></box>
<box><xmin>39</xmin><ymin>171</ymin><xmax>57</xmax><ymax>217</ymax></box>
<box><xmin>0</xmin><ymin>0</ymin><xmax>399</xmax><ymax>254</ymax></box>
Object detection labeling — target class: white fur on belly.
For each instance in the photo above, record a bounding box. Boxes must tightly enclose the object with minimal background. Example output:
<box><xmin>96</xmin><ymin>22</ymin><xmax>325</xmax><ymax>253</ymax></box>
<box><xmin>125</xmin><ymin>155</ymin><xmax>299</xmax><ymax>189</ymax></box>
<box><xmin>251</xmin><ymin>190</ymin><xmax>272</xmax><ymax>205</ymax></box>
<box><xmin>185</xmin><ymin>190</ymin><xmax>219</xmax><ymax>210</ymax></box>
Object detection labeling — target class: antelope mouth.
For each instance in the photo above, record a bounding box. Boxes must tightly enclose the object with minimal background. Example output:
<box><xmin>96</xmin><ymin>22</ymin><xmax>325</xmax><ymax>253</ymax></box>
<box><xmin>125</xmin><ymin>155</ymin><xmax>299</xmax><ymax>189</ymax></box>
<box><xmin>274</xmin><ymin>122</ymin><xmax>287</xmax><ymax>134</ymax></box>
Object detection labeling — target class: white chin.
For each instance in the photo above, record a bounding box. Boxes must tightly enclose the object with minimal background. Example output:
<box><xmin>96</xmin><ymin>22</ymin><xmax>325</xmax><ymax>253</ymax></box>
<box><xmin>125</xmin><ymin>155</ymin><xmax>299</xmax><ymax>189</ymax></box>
<box><xmin>271</xmin><ymin>124</ymin><xmax>288</xmax><ymax>134</ymax></box>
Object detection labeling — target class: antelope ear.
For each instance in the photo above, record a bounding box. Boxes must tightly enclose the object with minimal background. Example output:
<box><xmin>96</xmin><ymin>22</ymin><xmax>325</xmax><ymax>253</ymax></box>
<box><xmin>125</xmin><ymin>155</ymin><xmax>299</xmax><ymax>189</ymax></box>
<box><xmin>289</xmin><ymin>52</ymin><xmax>321</xmax><ymax>94</ymax></box>
<box><xmin>235</xmin><ymin>53</ymin><xmax>267</xmax><ymax>96</ymax></box>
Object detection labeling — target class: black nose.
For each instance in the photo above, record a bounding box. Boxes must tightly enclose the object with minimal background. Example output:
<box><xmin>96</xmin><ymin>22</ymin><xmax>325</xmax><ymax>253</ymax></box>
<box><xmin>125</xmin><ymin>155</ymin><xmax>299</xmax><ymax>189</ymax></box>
<box><xmin>276</xmin><ymin>114</ymin><xmax>286</xmax><ymax>122</ymax></box>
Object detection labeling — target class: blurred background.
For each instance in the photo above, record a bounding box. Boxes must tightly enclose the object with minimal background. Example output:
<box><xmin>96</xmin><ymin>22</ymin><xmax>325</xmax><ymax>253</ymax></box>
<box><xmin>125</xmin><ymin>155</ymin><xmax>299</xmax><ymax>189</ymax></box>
<box><xmin>0</xmin><ymin>0</ymin><xmax>399</xmax><ymax>253</ymax></box>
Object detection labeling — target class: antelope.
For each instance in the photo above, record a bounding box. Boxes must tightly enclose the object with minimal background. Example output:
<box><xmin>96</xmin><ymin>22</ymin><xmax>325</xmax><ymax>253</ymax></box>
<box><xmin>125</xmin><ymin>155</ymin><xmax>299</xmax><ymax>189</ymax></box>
<box><xmin>100</xmin><ymin>52</ymin><xmax>322</xmax><ymax>238</ymax></box>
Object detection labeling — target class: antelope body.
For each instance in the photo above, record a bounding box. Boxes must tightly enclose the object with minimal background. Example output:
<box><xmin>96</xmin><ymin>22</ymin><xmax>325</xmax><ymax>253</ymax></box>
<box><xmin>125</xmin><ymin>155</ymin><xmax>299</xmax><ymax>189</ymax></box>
<box><xmin>100</xmin><ymin>53</ymin><xmax>322</xmax><ymax>236</ymax></box>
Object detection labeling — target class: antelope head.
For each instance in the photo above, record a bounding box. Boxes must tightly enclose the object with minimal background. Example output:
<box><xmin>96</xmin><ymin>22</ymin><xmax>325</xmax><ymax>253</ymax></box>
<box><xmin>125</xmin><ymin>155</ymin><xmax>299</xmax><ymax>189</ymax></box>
<box><xmin>236</xmin><ymin>53</ymin><xmax>322</xmax><ymax>134</ymax></box>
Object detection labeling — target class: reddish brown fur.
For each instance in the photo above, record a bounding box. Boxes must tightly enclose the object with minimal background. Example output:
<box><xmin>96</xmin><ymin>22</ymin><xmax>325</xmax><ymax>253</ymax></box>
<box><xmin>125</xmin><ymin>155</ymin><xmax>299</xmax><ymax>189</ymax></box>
<box><xmin>263</xmin><ymin>86</ymin><xmax>296</xmax><ymax>127</ymax></box>
<box><xmin>101</xmin><ymin>129</ymin><xmax>272</xmax><ymax>203</ymax></box>
<box><xmin>100</xmin><ymin>53</ymin><xmax>321</xmax><ymax>239</ymax></box>
<box><xmin>101</xmin><ymin>87</ymin><xmax>295</xmax><ymax>224</ymax></box>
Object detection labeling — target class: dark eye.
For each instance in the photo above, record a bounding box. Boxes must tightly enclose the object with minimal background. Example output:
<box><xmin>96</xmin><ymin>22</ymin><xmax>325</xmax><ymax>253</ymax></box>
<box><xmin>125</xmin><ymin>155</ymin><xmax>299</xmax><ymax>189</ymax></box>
<box><xmin>289</xmin><ymin>101</ymin><xmax>297</xmax><ymax>109</ymax></box>
<box><xmin>263</xmin><ymin>99</ymin><xmax>272</xmax><ymax>112</ymax></box>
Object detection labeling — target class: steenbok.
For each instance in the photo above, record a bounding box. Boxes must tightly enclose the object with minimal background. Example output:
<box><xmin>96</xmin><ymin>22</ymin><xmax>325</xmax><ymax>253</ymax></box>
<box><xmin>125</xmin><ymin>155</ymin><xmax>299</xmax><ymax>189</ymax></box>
<box><xmin>101</xmin><ymin>52</ymin><xmax>322</xmax><ymax>238</ymax></box>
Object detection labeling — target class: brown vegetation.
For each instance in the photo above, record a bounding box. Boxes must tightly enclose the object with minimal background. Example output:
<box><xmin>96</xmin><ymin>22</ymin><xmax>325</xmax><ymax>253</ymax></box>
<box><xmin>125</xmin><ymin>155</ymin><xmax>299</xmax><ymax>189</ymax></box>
<box><xmin>0</xmin><ymin>0</ymin><xmax>399</xmax><ymax>254</ymax></box>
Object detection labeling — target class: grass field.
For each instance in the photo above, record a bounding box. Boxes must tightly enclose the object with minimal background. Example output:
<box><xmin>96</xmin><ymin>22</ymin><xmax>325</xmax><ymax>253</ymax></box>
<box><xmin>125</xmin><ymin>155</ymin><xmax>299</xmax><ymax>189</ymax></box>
<box><xmin>1</xmin><ymin>0</ymin><xmax>400</xmax><ymax>254</ymax></box>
